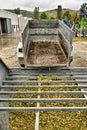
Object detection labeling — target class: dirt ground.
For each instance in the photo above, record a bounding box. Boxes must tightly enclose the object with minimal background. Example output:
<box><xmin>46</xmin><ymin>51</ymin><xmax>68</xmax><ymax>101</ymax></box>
<box><xmin>0</xmin><ymin>32</ymin><xmax>20</xmax><ymax>67</ymax></box>
<box><xmin>0</xmin><ymin>32</ymin><xmax>87</xmax><ymax>67</ymax></box>
<box><xmin>71</xmin><ymin>41</ymin><xmax>87</xmax><ymax>67</ymax></box>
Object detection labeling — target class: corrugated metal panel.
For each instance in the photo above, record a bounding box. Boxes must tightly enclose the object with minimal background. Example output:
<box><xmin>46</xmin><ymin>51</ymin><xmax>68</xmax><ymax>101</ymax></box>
<box><xmin>0</xmin><ymin>19</ymin><xmax>1</xmax><ymax>34</ymax></box>
<box><xmin>6</xmin><ymin>18</ymin><xmax>12</xmax><ymax>33</ymax></box>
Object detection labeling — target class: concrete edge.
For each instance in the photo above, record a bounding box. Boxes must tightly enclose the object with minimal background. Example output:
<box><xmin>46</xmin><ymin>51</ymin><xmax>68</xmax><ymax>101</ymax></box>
<box><xmin>0</xmin><ymin>58</ymin><xmax>9</xmax><ymax>71</ymax></box>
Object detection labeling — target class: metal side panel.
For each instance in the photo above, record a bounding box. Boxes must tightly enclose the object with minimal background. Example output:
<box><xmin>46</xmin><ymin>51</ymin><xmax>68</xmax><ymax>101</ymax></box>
<box><xmin>0</xmin><ymin>58</ymin><xmax>10</xmax><ymax>130</ymax></box>
<box><xmin>0</xmin><ymin>58</ymin><xmax>9</xmax><ymax>86</ymax></box>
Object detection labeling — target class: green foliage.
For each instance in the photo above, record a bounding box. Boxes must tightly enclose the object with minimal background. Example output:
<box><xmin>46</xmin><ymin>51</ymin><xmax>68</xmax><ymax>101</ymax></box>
<box><xmin>57</xmin><ymin>5</ymin><xmax>62</xmax><ymax>19</ymax></box>
<box><xmin>80</xmin><ymin>17</ymin><xmax>87</xmax><ymax>29</ymax></box>
<box><xmin>71</xmin><ymin>11</ymin><xmax>77</xmax><ymax>22</ymax></box>
<box><xmin>50</xmin><ymin>16</ymin><xmax>55</xmax><ymax>19</ymax></box>
<box><xmin>73</xmin><ymin>3</ymin><xmax>87</xmax><ymax>37</ymax></box>
<box><xmin>33</xmin><ymin>7</ymin><xmax>39</xmax><ymax>19</ymax></box>
<box><xmin>14</xmin><ymin>8</ymin><xmax>20</xmax><ymax>14</ymax></box>
<box><xmin>81</xmin><ymin>3</ymin><xmax>87</xmax><ymax>9</ymax></box>
<box><xmin>63</xmin><ymin>11</ymin><xmax>71</xmax><ymax>21</ymax></box>
<box><xmin>40</xmin><ymin>12</ymin><xmax>48</xmax><ymax>19</ymax></box>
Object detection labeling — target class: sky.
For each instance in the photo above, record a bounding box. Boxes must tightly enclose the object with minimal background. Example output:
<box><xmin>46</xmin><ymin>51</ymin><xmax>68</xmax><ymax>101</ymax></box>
<box><xmin>0</xmin><ymin>0</ymin><xmax>87</xmax><ymax>11</ymax></box>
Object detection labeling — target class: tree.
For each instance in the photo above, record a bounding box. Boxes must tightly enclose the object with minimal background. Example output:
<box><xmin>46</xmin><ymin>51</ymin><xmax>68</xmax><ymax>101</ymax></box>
<box><xmin>63</xmin><ymin>11</ymin><xmax>71</xmax><ymax>21</ymax></box>
<box><xmin>71</xmin><ymin>11</ymin><xmax>77</xmax><ymax>22</ymax></box>
<box><xmin>40</xmin><ymin>12</ymin><xmax>48</xmax><ymax>19</ymax></box>
<box><xmin>81</xmin><ymin>3</ymin><xmax>87</xmax><ymax>9</ymax></box>
<box><xmin>33</xmin><ymin>7</ymin><xmax>39</xmax><ymax>19</ymax></box>
<box><xmin>57</xmin><ymin>5</ymin><xmax>62</xmax><ymax>19</ymax></box>
<box><xmin>14</xmin><ymin>8</ymin><xmax>20</xmax><ymax>14</ymax></box>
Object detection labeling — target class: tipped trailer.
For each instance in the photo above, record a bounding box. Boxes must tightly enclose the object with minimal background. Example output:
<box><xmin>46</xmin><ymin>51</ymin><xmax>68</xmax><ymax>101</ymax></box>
<box><xmin>17</xmin><ymin>20</ymin><xmax>74</xmax><ymax>67</ymax></box>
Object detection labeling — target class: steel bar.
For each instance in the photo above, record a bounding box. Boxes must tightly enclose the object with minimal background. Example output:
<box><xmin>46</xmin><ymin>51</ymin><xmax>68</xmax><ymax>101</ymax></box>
<box><xmin>35</xmin><ymin>109</ymin><xmax>40</xmax><ymax>130</ymax></box>
<box><xmin>1</xmin><ymin>85</ymin><xmax>87</xmax><ymax>89</ymax></box>
<box><xmin>8</xmin><ymin>72</ymin><xmax>87</xmax><ymax>76</ymax></box>
<box><xmin>6</xmin><ymin>76</ymin><xmax>37</xmax><ymax>80</ymax></box>
<box><xmin>1</xmin><ymin>107</ymin><xmax>87</xmax><ymax>112</ymax></box>
<box><xmin>6</xmin><ymin>75</ymin><xmax>87</xmax><ymax>80</ymax></box>
<box><xmin>8</xmin><ymin>69</ymin><xmax>87</xmax><ymax>73</ymax></box>
<box><xmin>3</xmin><ymin>80</ymin><xmax>87</xmax><ymax>84</ymax></box>
<box><xmin>9</xmin><ymin>67</ymin><xmax>87</xmax><ymax>70</ymax></box>
<box><xmin>0</xmin><ymin>98</ymin><xmax>87</xmax><ymax>102</ymax></box>
<box><xmin>8</xmin><ymin>67</ymin><xmax>87</xmax><ymax>70</ymax></box>
<box><xmin>0</xmin><ymin>91</ymin><xmax>87</xmax><ymax>95</ymax></box>
<box><xmin>35</xmin><ymin>82</ymin><xmax>41</xmax><ymax>130</ymax></box>
<box><xmin>5</xmin><ymin>77</ymin><xmax>87</xmax><ymax>81</ymax></box>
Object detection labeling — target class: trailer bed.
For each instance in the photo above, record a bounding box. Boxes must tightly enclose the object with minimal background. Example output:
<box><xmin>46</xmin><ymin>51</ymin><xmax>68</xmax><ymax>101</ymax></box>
<box><xmin>26</xmin><ymin>41</ymin><xmax>67</xmax><ymax>66</ymax></box>
<box><xmin>18</xmin><ymin>20</ymin><xmax>74</xmax><ymax>67</ymax></box>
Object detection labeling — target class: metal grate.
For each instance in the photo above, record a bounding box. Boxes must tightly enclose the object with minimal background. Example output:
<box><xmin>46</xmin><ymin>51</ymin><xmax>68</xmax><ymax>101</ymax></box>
<box><xmin>1</xmin><ymin>67</ymin><xmax>87</xmax><ymax>130</ymax></box>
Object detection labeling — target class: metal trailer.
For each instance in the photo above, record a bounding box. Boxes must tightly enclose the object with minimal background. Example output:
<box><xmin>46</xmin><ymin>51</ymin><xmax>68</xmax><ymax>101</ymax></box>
<box><xmin>17</xmin><ymin>20</ymin><xmax>74</xmax><ymax>67</ymax></box>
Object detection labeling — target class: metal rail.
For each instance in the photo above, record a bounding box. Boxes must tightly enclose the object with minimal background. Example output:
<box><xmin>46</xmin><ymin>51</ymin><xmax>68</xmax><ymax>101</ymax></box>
<box><xmin>1</xmin><ymin>85</ymin><xmax>87</xmax><ymax>89</ymax></box>
<box><xmin>5</xmin><ymin>75</ymin><xmax>87</xmax><ymax>80</ymax></box>
<box><xmin>8</xmin><ymin>68</ymin><xmax>87</xmax><ymax>76</ymax></box>
<box><xmin>35</xmin><ymin>81</ymin><xmax>41</xmax><ymax>130</ymax></box>
<box><xmin>0</xmin><ymin>98</ymin><xmax>87</xmax><ymax>102</ymax></box>
<box><xmin>1</xmin><ymin>107</ymin><xmax>87</xmax><ymax>112</ymax></box>
<box><xmin>2</xmin><ymin>80</ymin><xmax>87</xmax><ymax>84</ymax></box>
<box><xmin>1</xmin><ymin>91</ymin><xmax>87</xmax><ymax>95</ymax></box>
